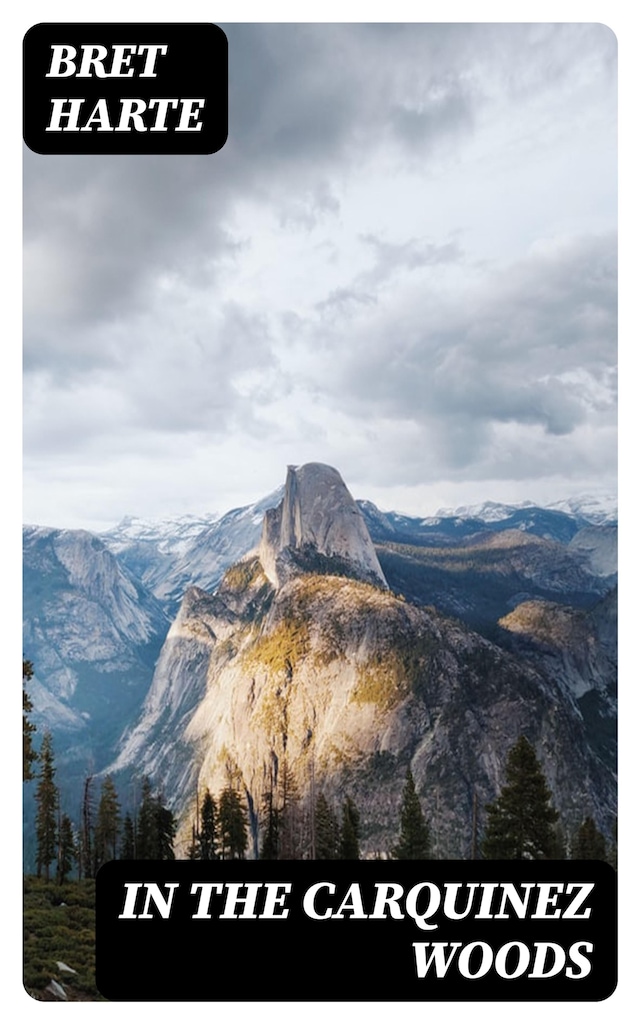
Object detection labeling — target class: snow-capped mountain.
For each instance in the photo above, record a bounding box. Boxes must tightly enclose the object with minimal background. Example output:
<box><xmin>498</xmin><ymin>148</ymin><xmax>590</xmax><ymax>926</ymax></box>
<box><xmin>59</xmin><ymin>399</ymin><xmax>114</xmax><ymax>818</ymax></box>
<box><xmin>23</xmin><ymin>471</ymin><xmax>617</xmax><ymax>866</ymax></box>
<box><xmin>100</xmin><ymin>489</ymin><xmax>283</xmax><ymax>613</ymax></box>
<box><xmin>546</xmin><ymin>493</ymin><xmax>618</xmax><ymax>525</ymax></box>
<box><xmin>358</xmin><ymin>499</ymin><xmax>615</xmax><ymax>549</ymax></box>
<box><xmin>436</xmin><ymin>493</ymin><xmax>617</xmax><ymax>526</ymax></box>
<box><xmin>104</xmin><ymin>512</ymin><xmax>220</xmax><ymax>556</ymax></box>
<box><xmin>435</xmin><ymin>499</ymin><xmax>538</xmax><ymax>522</ymax></box>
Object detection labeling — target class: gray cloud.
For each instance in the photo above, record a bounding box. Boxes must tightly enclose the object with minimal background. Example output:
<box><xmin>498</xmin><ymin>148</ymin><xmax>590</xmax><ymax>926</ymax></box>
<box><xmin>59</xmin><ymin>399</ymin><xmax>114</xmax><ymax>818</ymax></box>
<box><xmin>359</xmin><ymin>234</ymin><xmax>463</xmax><ymax>285</ymax></box>
<box><xmin>28</xmin><ymin>22</ymin><xmax>578</xmax><ymax>343</ymax></box>
<box><xmin>301</xmin><ymin>232</ymin><xmax>616</xmax><ymax>479</ymax></box>
<box><xmin>25</xmin><ymin>300</ymin><xmax>278</xmax><ymax>461</ymax></box>
<box><xmin>23</xmin><ymin>23</ymin><xmax>617</xmax><ymax>527</ymax></box>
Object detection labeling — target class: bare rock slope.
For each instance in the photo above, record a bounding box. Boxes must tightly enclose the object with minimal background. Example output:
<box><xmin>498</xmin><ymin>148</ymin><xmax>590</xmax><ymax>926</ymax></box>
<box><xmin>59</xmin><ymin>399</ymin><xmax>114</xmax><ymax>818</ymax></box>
<box><xmin>112</xmin><ymin>464</ymin><xmax>616</xmax><ymax>858</ymax></box>
<box><xmin>259</xmin><ymin>463</ymin><xmax>387</xmax><ymax>589</ymax></box>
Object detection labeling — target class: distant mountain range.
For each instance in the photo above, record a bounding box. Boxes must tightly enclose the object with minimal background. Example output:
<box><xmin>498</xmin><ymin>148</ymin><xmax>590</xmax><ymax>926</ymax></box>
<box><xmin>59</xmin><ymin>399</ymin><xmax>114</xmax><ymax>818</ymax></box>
<box><xmin>95</xmin><ymin>489</ymin><xmax>616</xmax><ymax>617</ymax></box>
<box><xmin>99</xmin><ymin>488</ymin><xmax>284</xmax><ymax>613</ymax></box>
<box><xmin>434</xmin><ymin>494</ymin><xmax>617</xmax><ymax>525</ymax></box>
<box><xmin>23</xmin><ymin>471</ymin><xmax>617</xmax><ymax>863</ymax></box>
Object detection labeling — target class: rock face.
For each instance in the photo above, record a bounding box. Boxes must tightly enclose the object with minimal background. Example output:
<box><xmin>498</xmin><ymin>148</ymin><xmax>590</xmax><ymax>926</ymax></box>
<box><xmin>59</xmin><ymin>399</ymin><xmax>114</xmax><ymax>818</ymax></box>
<box><xmin>101</xmin><ymin>489</ymin><xmax>283</xmax><ymax>614</ymax></box>
<box><xmin>115</xmin><ymin>560</ymin><xmax>616</xmax><ymax>859</ymax></box>
<box><xmin>22</xmin><ymin>525</ymin><xmax>170</xmax><ymax>867</ymax></box>
<box><xmin>109</xmin><ymin>464</ymin><xmax>616</xmax><ymax>859</ymax></box>
<box><xmin>568</xmin><ymin>525</ymin><xmax>618</xmax><ymax>578</ymax></box>
<box><xmin>25</xmin><ymin>465</ymin><xmax>616</xmax><ymax>863</ymax></box>
<box><xmin>498</xmin><ymin>588</ymin><xmax>617</xmax><ymax>775</ymax></box>
<box><xmin>259</xmin><ymin>463</ymin><xmax>387</xmax><ymax>590</ymax></box>
<box><xmin>23</xmin><ymin>526</ymin><xmax>168</xmax><ymax>724</ymax></box>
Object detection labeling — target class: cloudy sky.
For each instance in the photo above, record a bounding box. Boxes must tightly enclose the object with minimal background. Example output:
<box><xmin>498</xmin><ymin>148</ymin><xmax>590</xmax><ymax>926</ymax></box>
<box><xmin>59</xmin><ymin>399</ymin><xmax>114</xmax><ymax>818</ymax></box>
<box><xmin>23</xmin><ymin>22</ymin><xmax>617</xmax><ymax>531</ymax></box>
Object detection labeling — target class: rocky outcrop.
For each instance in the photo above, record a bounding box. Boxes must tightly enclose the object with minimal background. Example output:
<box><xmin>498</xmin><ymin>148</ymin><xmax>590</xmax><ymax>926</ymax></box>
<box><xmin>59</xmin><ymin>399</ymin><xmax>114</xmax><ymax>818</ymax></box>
<box><xmin>101</xmin><ymin>488</ymin><xmax>283</xmax><ymax>613</ymax></box>
<box><xmin>498</xmin><ymin>588</ymin><xmax>617</xmax><ymax>774</ymax></box>
<box><xmin>109</xmin><ymin>586</ymin><xmax>233</xmax><ymax>788</ymax></box>
<box><xmin>116</xmin><ymin>556</ymin><xmax>616</xmax><ymax>859</ymax></box>
<box><xmin>569</xmin><ymin>525</ymin><xmax>618</xmax><ymax>578</ymax></box>
<box><xmin>103</xmin><ymin>465</ymin><xmax>616</xmax><ymax>858</ymax></box>
<box><xmin>23</xmin><ymin>526</ymin><xmax>168</xmax><ymax>722</ymax></box>
<box><xmin>259</xmin><ymin>464</ymin><xmax>387</xmax><ymax>590</ymax></box>
<box><xmin>498</xmin><ymin>589</ymin><xmax>617</xmax><ymax>702</ymax></box>
<box><xmin>22</xmin><ymin>525</ymin><xmax>170</xmax><ymax>869</ymax></box>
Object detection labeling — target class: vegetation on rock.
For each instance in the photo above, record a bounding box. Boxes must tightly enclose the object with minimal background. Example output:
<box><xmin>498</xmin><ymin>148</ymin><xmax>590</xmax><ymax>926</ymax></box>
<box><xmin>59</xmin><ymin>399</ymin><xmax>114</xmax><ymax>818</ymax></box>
<box><xmin>243</xmin><ymin>615</ymin><xmax>310</xmax><ymax>676</ymax></box>
<box><xmin>221</xmin><ymin>556</ymin><xmax>266</xmax><ymax>592</ymax></box>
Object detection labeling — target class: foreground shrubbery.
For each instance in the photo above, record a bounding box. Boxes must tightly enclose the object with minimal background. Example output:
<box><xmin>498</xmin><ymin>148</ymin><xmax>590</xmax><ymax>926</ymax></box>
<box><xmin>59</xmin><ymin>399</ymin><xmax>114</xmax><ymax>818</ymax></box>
<box><xmin>23</xmin><ymin>876</ymin><xmax>102</xmax><ymax>1001</ymax></box>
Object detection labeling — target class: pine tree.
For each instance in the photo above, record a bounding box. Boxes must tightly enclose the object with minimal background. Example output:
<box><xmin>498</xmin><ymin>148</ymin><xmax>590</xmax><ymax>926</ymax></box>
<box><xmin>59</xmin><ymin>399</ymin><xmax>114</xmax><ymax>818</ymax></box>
<box><xmin>188</xmin><ymin>787</ymin><xmax>202</xmax><ymax>860</ymax></box>
<box><xmin>135</xmin><ymin>778</ymin><xmax>176</xmax><ymax>859</ymax></box>
<box><xmin>154</xmin><ymin>803</ymin><xmax>177</xmax><ymax>860</ymax></box>
<box><xmin>121</xmin><ymin>814</ymin><xmax>136</xmax><ymax>859</ymax></box>
<box><xmin>481</xmin><ymin>736</ymin><xmax>559</xmax><ymax>860</ymax></box>
<box><xmin>23</xmin><ymin>659</ymin><xmax>38</xmax><ymax>782</ymax></box>
<box><xmin>187</xmin><ymin>825</ymin><xmax>200</xmax><ymax>860</ymax></box>
<box><xmin>278</xmin><ymin>759</ymin><xmax>302</xmax><ymax>859</ymax></box>
<box><xmin>35</xmin><ymin>732</ymin><xmax>59</xmax><ymax>880</ymax></box>
<box><xmin>219</xmin><ymin>787</ymin><xmax>248</xmax><ymax>860</ymax></box>
<box><xmin>135</xmin><ymin>777</ymin><xmax>157</xmax><ymax>859</ymax></box>
<box><xmin>315</xmin><ymin>793</ymin><xmax>339</xmax><ymax>859</ymax></box>
<box><xmin>57</xmin><ymin>814</ymin><xmax>77</xmax><ymax>884</ymax></box>
<box><xmin>259</xmin><ymin>783</ymin><xmax>280</xmax><ymax>860</ymax></box>
<box><xmin>392</xmin><ymin>769</ymin><xmax>432</xmax><ymax>859</ymax></box>
<box><xmin>572</xmin><ymin>816</ymin><xmax>607</xmax><ymax>860</ymax></box>
<box><xmin>197</xmin><ymin>789</ymin><xmax>218</xmax><ymax>860</ymax></box>
<box><xmin>95</xmin><ymin>775</ymin><xmax>121</xmax><ymax>868</ymax></box>
<box><xmin>339</xmin><ymin>797</ymin><xmax>360</xmax><ymax>860</ymax></box>
<box><xmin>79</xmin><ymin>775</ymin><xmax>96</xmax><ymax>878</ymax></box>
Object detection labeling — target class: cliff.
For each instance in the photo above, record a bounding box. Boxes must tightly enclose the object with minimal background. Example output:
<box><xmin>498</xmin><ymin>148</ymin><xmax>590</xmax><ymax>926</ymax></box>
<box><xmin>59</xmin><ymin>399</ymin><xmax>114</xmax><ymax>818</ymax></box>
<box><xmin>259</xmin><ymin>463</ymin><xmax>387</xmax><ymax>590</ymax></box>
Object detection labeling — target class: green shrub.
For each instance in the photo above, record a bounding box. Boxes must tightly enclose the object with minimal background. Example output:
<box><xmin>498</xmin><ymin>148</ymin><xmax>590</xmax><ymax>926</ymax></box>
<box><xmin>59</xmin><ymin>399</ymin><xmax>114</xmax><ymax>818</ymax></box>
<box><xmin>23</xmin><ymin>876</ymin><xmax>102</xmax><ymax>1001</ymax></box>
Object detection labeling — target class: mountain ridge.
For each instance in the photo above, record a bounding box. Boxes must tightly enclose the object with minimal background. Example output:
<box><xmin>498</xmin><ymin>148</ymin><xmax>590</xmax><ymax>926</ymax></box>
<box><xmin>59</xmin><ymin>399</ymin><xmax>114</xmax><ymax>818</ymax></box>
<box><xmin>23</xmin><ymin>466</ymin><xmax>617</xmax><ymax>864</ymax></box>
<box><xmin>97</xmin><ymin>464</ymin><xmax>617</xmax><ymax>858</ymax></box>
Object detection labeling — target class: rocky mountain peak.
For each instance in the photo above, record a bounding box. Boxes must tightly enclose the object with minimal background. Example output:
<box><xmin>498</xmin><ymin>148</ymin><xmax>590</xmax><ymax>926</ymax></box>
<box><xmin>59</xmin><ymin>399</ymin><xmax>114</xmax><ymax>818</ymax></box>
<box><xmin>258</xmin><ymin>463</ymin><xmax>388</xmax><ymax>590</ymax></box>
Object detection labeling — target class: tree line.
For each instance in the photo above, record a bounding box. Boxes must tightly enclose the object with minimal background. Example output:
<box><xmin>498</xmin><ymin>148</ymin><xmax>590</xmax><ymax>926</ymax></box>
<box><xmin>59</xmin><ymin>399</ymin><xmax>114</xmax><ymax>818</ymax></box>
<box><xmin>186</xmin><ymin>736</ymin><xmax>614</xmax><ymax>863</ymax></box>
<box><xmin>29</xmin><ymin>732</ymin><xmax>615</xmax><ymax>870</ymax></box>
<box><xmin>386</xmin><ymin>735</ymin><xmax>615</xmax><ymax>862</ymax></box>
<box><xmin>25</xmin><ymin>660</ymin><xmax>615</xmax><ymax>865</ymax></box>
<box><xmin>479</xmin><ymin>734</ymin><xmax>615</xmax><ymax>862</ymax></box>
<box><xmin>25</xmin><ymin>660</ymin><xmax>180</xmax><ymax>880</ymax></box>
<box><xmin>31</xmin><ymin>734</ymin><xmax>177</xmax><ymax>882</ymax></box>
<box><xmin>186</xmin><ymin>774</ymin><xmax>363</xmax><ymax>862</ymax></box>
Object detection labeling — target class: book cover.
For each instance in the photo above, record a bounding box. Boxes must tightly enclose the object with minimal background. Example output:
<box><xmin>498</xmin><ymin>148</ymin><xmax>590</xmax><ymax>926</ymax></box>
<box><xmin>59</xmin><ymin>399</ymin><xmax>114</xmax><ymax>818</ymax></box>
<box><xmin>18</xmin><ymin>6</ymin><xmax>624</xmax><ymax>1018</ymax></box>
